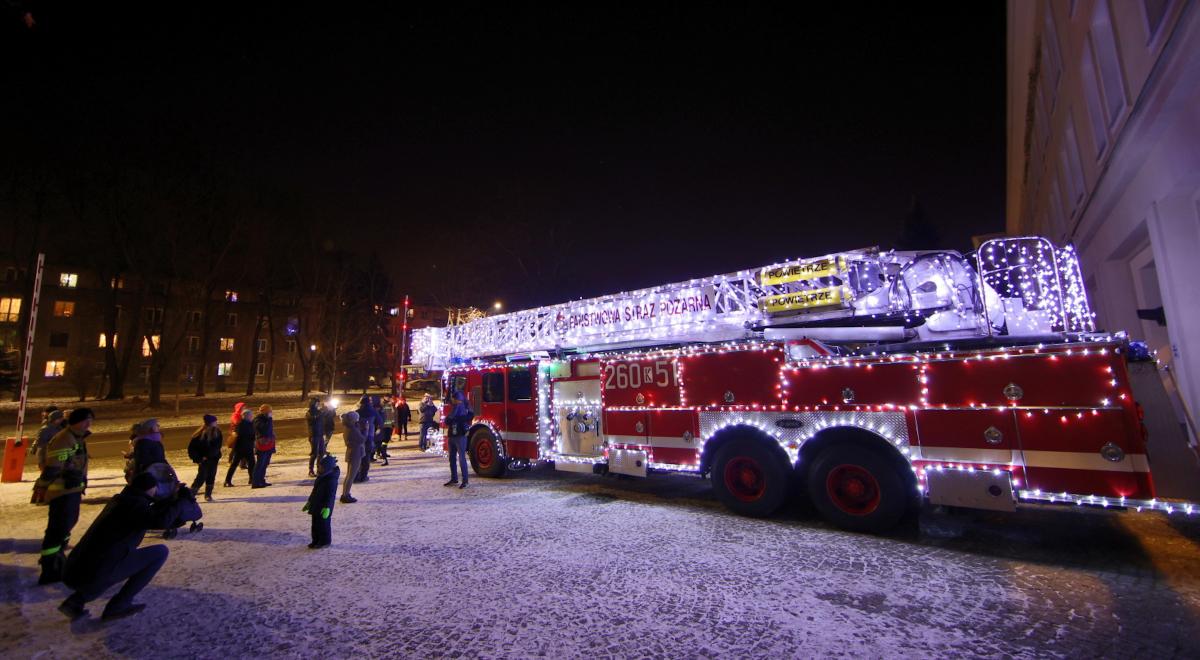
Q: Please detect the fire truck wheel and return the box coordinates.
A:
[712,439,789,518]
[807,445,907,533]
[469,428,507,478]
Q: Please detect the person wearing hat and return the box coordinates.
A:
[225,408,256,487]
[418,393,437,452]
[127,419,168,479]
[58,471,183,622]
[32,408,93,585]
[187,415,224,502]
[303,454,340,548]
[251,404,276,488]
[33,408,66,458]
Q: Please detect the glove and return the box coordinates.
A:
[302,503,310,513]
[321,507,331,520]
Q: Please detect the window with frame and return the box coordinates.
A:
[49,332,69,348]
[145,307,163,324]
[217,362,233,376]
[286,363,295,378]
[188,310,202,327]
[220,337,236,351]
[4,268,17,283]
[110,276,124,289]
[139,365,150,382]
[0,297,20,322]
[482,372,504,403]
[286,339,296,354]
[508,368,533,401]
[44,360,66,378]
[99,333,117,348]
[227,312,237,327]
[183,363,196,380]
[187,336,200,353]
[1091,0,1128,127]
[53,301,75,317]
[142,335,160,357]
[225,290,238,302]
[59,273,78,288]
[256,362,266,376]
[257,338,268,353]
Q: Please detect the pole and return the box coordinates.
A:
[399,294,410,388]
[15,253,45,442]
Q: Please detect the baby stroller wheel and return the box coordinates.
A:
[189,522,204,533]
[162,528,178,540]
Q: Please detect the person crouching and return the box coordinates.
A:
[304,454,340,549]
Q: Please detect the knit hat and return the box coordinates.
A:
[258,404,272,414]
[47,409,64,423]
[318,454,338,475]
[140,418,159,432]
[343,411,359,424]
[203,414,218,425]
[67,408,94,425]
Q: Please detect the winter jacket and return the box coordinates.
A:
[233,419,256,453]
[342,414,366,462]
[306,464,341,515]
[447,401,472,437]
[33,427,90,503]
[252,413,275,451]
[34,422,64,463]
[419,401,437,425]
[130,434,167,476]
[188,426,223,463]
[305,401,323,438]
[321,408,336,438]
[396,402,412,424]
[62,485,182,589]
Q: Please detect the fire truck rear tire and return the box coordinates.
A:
[806,445,907,533]
[469,428,507,478]
[711,439,789,518]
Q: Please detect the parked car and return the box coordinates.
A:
[403,378,441,399]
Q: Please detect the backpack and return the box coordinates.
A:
[187,434,205,463]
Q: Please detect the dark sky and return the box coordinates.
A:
[4,3,1006,311]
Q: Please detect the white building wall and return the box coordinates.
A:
[1007,0,1200,436]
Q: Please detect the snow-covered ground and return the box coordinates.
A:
[4,431,1200,658]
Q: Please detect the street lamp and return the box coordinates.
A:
[310,344,317,352]
[493,301,503,312]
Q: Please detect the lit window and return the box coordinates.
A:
[225,290,238,302]
[142,335,160,357]
[99,333,119,348]
[217,362,233,376]
[256,362,266,376]
[110,276,124,289]
[44,360,66,378]
[0,297,21,323]
[257,339,268,353]
[220,337,236,351]
[53,301,75,317]
[389,307,400,316]
[59,273,78,288]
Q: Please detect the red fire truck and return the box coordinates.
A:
[412,237,1186,532]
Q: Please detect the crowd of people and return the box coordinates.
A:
[25,391,445,623]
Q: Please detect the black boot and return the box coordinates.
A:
[37,552,65,585]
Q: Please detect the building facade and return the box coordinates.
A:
[1007,0,1200,437]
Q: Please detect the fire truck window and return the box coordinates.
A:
[482,373,504,403]
[508,369,532,401]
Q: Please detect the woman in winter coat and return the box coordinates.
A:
[395,396,412,440]
[224,409,256,487]
[187,415,223,502]
[340,411,364,504]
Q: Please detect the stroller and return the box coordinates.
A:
[143,463,204,539]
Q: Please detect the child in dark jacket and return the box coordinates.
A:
[303,455,340,549]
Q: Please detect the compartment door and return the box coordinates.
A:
[1016,409,1149,499]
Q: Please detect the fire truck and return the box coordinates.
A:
[412,237,1186,532]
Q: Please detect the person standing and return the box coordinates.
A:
[418,394,437,452]
[251,405,276,488]
[127,419,167,479]
[57,471,183,621]
[306,397,325,477]
[355,396,378,482]
[33,408,66,458]
[303,454,340,549]
[444,392,471,489]
[224,408,256,487]
[396,396,412,441]
[340,411,364,504]
[31,408,93,585]
[321,398,337,448]
[187,415,223,502]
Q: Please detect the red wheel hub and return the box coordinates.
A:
[723,456,767,502]
[826,464,881,515]
[475,437,494,469]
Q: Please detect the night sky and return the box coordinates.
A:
[5,3,1006,311]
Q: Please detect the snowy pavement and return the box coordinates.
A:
[4,433,1200,658]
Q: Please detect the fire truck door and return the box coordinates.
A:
[914,409,1020,511]
[504,367,539,459]
[1015,409,1146,500]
